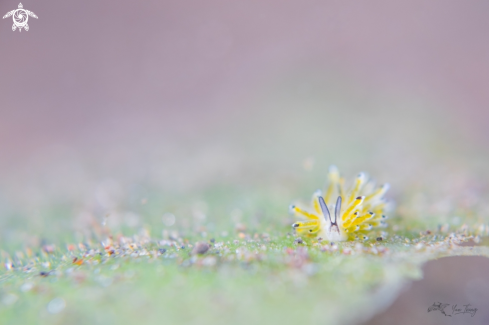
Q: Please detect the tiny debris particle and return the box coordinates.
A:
[294,238,303,245]
[192,242,210,255]
[5,262,13,270]
[235,223,247,232]
[72,257,83,265]
[201,256,217,267]
[376,237,383,241]
[42,245,55,254]
[320,245,330,252]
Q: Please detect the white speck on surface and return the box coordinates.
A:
[162,213,176,226]
[20,282,34,292]
[97,275,113,287]
[2,293,18,306]
[47,298,66,314]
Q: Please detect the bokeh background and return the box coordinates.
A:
[1,1,489,324]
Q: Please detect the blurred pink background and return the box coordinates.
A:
[1,0,489,169]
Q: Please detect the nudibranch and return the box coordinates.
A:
[290,166,390,241]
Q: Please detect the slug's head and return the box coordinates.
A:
[318,195,346,242]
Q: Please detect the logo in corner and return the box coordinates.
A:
[3,3,38,32]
